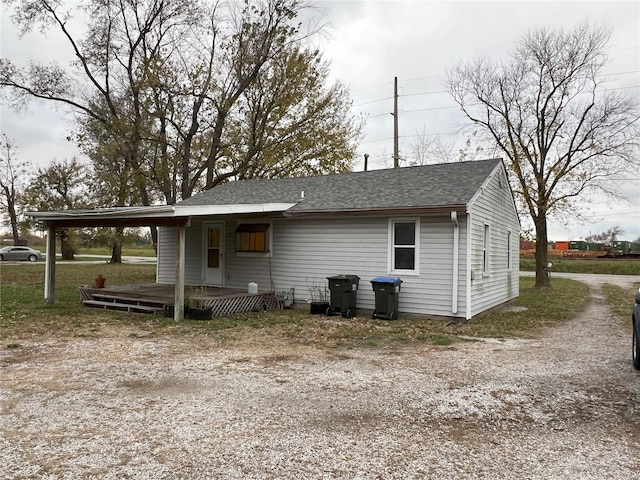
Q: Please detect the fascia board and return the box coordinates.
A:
[26,206,176,221]
[174,203,297,217]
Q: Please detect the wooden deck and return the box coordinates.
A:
[78,284,279,318]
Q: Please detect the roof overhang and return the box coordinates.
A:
[282,204,469,218]
[26,206,188,228]
[25,203,298,228]
[26,202,467,228]
[174,203,297,217]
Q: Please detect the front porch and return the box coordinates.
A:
[79,284,279,318]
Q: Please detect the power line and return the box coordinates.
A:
[360,131,462,144]
[353,96,393,108]
[400,90,449,98]
[402,105,461,114]
[352,70,640,110]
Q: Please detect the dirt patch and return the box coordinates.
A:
[2,278,640,479]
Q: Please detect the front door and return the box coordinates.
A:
[203,223,224,285]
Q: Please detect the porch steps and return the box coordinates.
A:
[82,293,165,314]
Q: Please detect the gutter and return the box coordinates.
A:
[282,204,468,218]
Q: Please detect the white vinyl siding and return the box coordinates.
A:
[415,218,468,316]
[157,223,207,286]
[157,215,469,318]
[231,216,466,318]
[468,165,520,317]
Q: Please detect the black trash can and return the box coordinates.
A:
[326,274,360,318]
[371,277,402,320]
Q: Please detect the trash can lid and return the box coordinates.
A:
[371,276,403,284]
[327,274,360,280]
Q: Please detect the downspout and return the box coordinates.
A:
[451,211,459,315]
[466,208,473,320]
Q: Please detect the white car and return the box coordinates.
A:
[0,246,42,262]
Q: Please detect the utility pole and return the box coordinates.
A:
[393,76,399,168]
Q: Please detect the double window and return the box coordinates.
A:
[390,219,419,274]
[235,223,270,253]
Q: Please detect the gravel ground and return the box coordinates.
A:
[2,275,640,479]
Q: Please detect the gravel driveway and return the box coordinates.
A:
[2,274,640,479]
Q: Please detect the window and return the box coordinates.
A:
[483,224,490,273]
[235,223,270,253]
[507,231,512,270]
[207,226,221,268]
[390,219,419,274]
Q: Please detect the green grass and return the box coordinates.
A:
[0,263,158,338]
[76,246,157,257]
[27,243,157,258]
[520,258,640,275]
[461,277,589,338]
[1,264,593,348]
[601,282,639,324]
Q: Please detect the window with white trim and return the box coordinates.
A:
[483,224,490,273]
[507,230,512,270]
[390,219,419,274]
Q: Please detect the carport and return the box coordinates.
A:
[27,206,191,321]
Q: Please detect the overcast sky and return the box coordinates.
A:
[1,0,639,241]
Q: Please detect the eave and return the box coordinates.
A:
[282,204,469,218]
[26,206,188,228]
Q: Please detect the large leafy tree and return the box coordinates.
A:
[228,45,360,180]
[447,24,639,287]
[23,158,93,259]
[1,0,361,209]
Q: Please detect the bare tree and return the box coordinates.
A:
[447,24,640,287]
[585,226,624,245]
[0,134,30,245]
[407,128,455,166]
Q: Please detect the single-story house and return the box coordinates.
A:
[28,158,520,320]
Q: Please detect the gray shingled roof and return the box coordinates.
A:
[178,158,503,213]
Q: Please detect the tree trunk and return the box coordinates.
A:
[149,226,158,254]
[60,231,75,260]
[110,227,123,263]
[534,213,551,288]
[2,185,20,245]
[10,214,20,245]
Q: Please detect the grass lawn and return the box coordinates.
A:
[27,243,158,258]
[520,257,640,275]
[3,263,632,349]
[602,282,639,325]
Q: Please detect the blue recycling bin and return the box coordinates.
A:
[371,277,402,320]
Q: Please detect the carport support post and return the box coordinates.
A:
[174,224,186,321]
[44,225,56,304]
